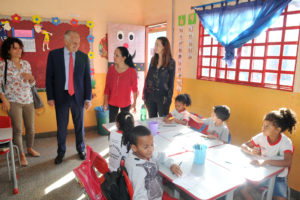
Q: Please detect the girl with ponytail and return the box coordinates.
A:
[241,108,297,200]
[104,46,138,122]
[108,111,134,172]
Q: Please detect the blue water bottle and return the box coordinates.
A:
[141,104,146,121]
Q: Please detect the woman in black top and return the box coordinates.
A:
[143,37,176,117]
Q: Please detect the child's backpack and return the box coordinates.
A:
[101,157,133,200]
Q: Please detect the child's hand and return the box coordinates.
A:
[170,164,182,177]
[250,159,266,166]
[250,147,261,156]
[164,117,174,124]
[207,133,217,139]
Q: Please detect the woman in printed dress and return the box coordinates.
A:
[0,37,40,166]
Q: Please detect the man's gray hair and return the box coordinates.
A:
[64,30,79,41]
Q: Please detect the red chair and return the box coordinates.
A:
[188,114,209,134]
[0,116,21,180]
[73,145,110,200]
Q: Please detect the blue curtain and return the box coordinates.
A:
[195,0,291,66]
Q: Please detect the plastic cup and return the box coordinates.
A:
[193,144,207,165]
[148,121,159,136]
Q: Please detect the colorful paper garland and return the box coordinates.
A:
[70,18,78,26]
[87,34,94,42]
[88,51,94,59]
[51,17,60,26]
[86,20,94,28]
[11,14,21,23]
[32,15,41,24]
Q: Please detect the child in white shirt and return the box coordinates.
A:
[108,111,134,172]
[164,93,191,125]
[125,125,182,200]
[241,108,297,200]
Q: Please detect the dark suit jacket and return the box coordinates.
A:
[46,48,92,106]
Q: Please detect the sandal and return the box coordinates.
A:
[27,148,40,157]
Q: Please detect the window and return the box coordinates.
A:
[197,5,300,91]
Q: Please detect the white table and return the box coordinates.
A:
[0,128,18,194]
[159,152,245,200]
[102,118,224,157]
[206,144,285,200]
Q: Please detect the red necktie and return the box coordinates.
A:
[68,52,75,96]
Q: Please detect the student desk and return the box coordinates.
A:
[0,128,18,194]
[206,144,285,200]
[102,117,224,156]
[159,152,245,200]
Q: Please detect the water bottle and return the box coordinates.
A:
[141,104,146,121]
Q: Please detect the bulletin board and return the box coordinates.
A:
[0,16,92,89]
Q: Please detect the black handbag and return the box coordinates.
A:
[31,85,44,109]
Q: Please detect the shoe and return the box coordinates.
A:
[78,152,86,160]
[27,148,40,157]
[54,155,64,164]
[20,153,28,166]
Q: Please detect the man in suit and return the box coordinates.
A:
[46,30,92,164]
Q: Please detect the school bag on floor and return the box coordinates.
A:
[101,157,133,200]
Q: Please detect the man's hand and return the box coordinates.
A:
[48,100,55,107]
[84,101,92,110]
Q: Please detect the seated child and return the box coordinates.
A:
[189,105,230,143]
[163,93,191,125]
[108,111,134,172]
[240,108,297,200]
[125,125,182,200]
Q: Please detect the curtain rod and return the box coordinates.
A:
[191,0,238,10]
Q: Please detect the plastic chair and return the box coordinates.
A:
[0,146,11,180]
[260,185,290,200]
[0,116,21,179]
[73,145,110,200]
[188,114,209,134]
[228,133,232,144]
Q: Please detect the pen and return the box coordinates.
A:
[173,133,183,137]
[179,161,182,167]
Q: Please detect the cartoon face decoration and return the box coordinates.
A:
[34,24,42,33]
[2,21,11,31]
[108,23,145,65]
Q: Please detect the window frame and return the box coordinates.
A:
[196,6,300,91]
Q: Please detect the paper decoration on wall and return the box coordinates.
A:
[51,17,60,26]
[70,18,78,26]
[34,24,53,51]
[11,14,21,23]
[86,20,94,29]
[0,14,93,89]
[88,51,94,59]
[32,15,41,24]
[188,13,196,25]
[12,28,36,52]
[107,23,145,71]
[177,26,184,92]
[87,34,94,42]
[99,34,108,59]
[188,25,194,59]
[178,15,186,26]
[0,21,11,41]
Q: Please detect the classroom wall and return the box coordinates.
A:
[169,0,300,191]
[0,0,144,132]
